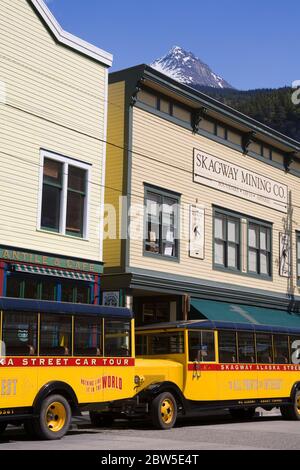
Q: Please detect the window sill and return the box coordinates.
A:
[37,228,89,242]
[143,251,180,263]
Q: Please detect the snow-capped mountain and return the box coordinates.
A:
[151,46,234,89]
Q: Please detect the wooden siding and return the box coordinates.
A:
[129,106,300,296]
[0,0,107,261]
[103,81,125,267]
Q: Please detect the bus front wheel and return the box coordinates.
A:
[280,391,300,420]
[34,394,72,440]
[151,392,177,430]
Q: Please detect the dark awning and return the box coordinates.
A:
[190,298,300,330]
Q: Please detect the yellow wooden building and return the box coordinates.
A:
[103,64,300,327]
[0,0,112,302]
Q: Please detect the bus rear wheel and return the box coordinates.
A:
[0,422,7,436]
[151,392,177,430]
[280,391,300,420]
[229,407,256,420]
[34,394,72,440]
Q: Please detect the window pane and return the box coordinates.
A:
[41,280,56,301]
[2,312,37,356]
[290,336,300,364]
[76,283,91,304]
[228,244,238,268]
[43,159,62,186]
[238,332,255,363]
[217,126,226,139]
[160,98,171,114]
[104,319,131,357]
[141,332,184,355]
[172,104,191,123]
[40,315,72,356]
[249,249,257,272]
[260,252,269,275]
[61,280,74,303]
[214,216,224,239]
[41,184,61,231]
[249,225,258,248]
[218,331,237,363]
[145,192,160,254]
[189,331,215,362]
[273,335,289,364]
[68,166,86,193]
[142,302,169,324]
[297,239,300,260]
[74,317,102,356]
[6,276,22,298]
[66,191,84,236]
[256,333,273,363]
[214,241,224,265]
[260,228,268,250]
[138,90,157,108]
[227,220,237,242]
[23,278,39,300]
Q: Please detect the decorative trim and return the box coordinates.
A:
[13,264,94,281]
[284,152,297,172]
[29,0,113,67]
[99,68,109,262]
[192,107,207,134]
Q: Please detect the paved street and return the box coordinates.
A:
[0,409,300,450]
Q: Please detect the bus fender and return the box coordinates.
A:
[290,382,300,401]
[33,381,80,416]
[138,381,187,414]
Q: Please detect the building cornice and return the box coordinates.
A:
[29,0,113,67]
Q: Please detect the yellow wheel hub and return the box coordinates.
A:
[45,402,66,433]
[160,398,174,425]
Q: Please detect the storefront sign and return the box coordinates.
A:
[0,246,103,274]
[193,149,288,213]
[279,233,291,277]
[189,205,205,259]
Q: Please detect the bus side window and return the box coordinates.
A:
[218,331,237,363]
[2,312,38,356]
[256,333,273,364]
[238,332,255,363]
[40,314,72,356]
[188,330,215,362]
[273,335,289,364]
[104,319,131,357]
[74,316,102,357]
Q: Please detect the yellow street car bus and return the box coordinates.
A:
[0,297,135,440]
[127,319,300,429]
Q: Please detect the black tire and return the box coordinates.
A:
[89,411,114,427]
[23,419,37,438]
[229,407,256,420]
[33,394,72,440]
[0,422,7,436]
[151,392,177,430]
[280,390,300,421]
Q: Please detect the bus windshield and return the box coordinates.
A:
[136,331,184,355]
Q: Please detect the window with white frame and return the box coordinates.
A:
[39,151,90,238]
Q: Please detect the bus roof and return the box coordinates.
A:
[0,297,133,319]
[136,319,300,335]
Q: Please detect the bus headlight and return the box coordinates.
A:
[134,375,144,386]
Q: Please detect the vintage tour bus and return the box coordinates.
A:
[1,299,300,439]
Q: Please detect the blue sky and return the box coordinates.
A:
[46,0,299,90]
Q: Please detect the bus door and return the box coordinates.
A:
[185,329,218,401]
